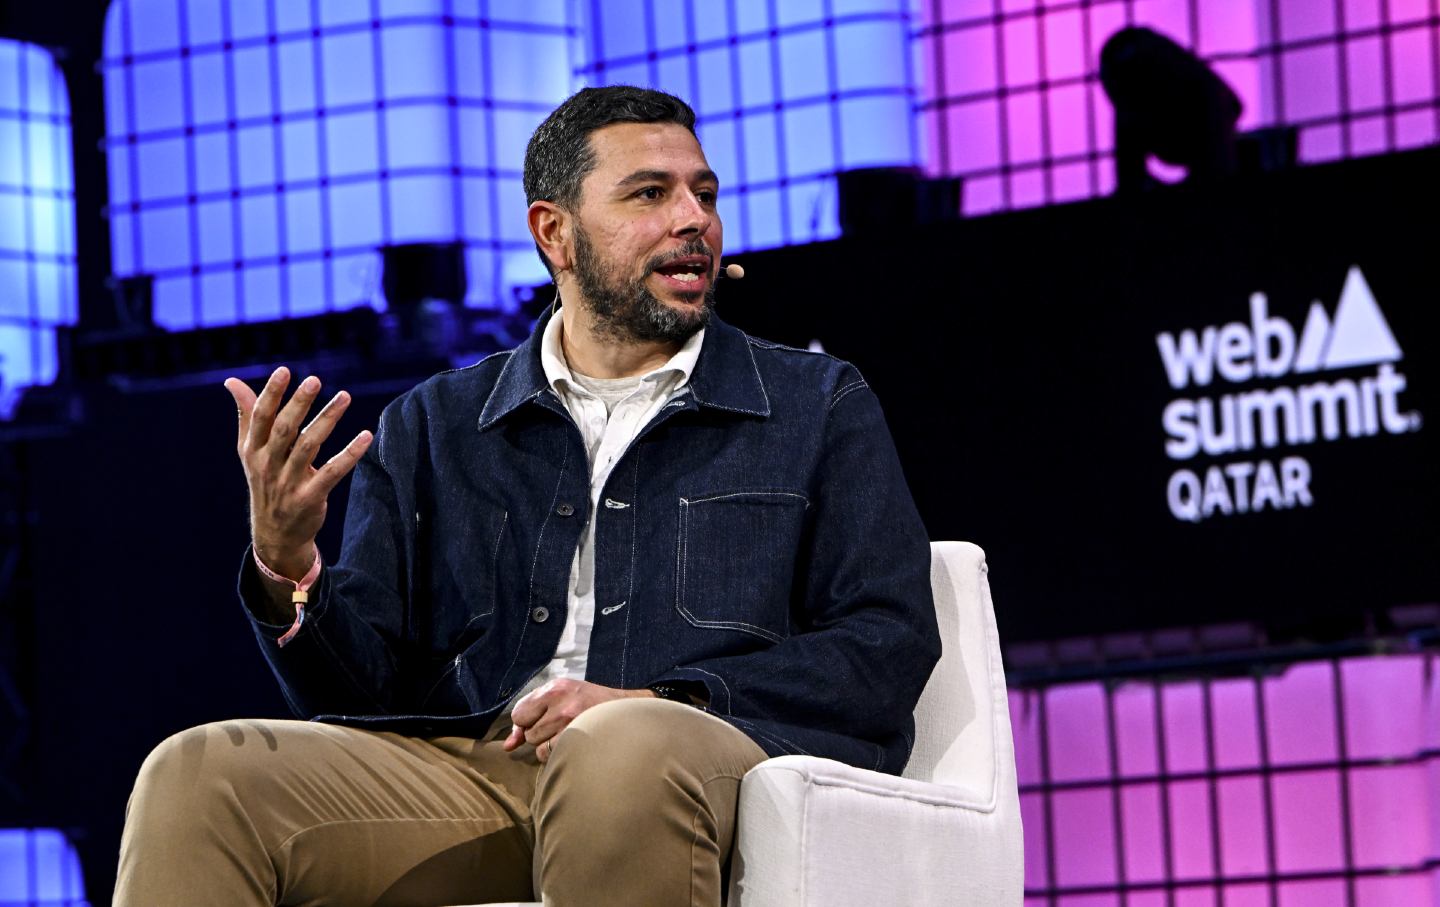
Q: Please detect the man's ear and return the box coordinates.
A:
[528,201,571,273]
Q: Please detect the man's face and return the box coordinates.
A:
[566,122,724,344]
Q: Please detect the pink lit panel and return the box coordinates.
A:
[1263,662,1338,766]
[920,0,1440,216]
[1014,656,1440,903]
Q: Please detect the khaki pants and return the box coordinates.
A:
[114,698,767,906]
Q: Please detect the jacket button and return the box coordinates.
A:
[531,606,550,623]
[556,502,575,516]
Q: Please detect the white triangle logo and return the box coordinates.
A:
[1320,266,1402,370]
[1292,302,1331,374]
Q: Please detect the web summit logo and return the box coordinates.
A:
[1156,266,1421,523]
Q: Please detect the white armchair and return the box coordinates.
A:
[474,541,1023,907]
[725,541,1024,906]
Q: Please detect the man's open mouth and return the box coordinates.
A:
[652,257,711,284]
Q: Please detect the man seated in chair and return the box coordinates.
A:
[115,85,940,907]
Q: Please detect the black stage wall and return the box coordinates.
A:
[10,146,1438,898]
[722,144,1439,644]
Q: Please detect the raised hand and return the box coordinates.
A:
[224,367,373,581]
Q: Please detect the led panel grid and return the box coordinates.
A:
[1011,654,1440,905]
[0,828,89,906]
[102,0,575,331]
[919,0,1440,217]
[574,0,924,254]
[0,40,77,419]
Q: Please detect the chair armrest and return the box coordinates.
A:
[729,755,1024,907]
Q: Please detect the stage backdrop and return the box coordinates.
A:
[721,145,1439,644]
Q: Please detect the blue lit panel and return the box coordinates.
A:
[0,828,89,906]
[102,0,576,330]
[575,0,922,253]
[0,40,76,419]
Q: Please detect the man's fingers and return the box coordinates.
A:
[264,375,323,461]
[502,725,526,752]
[246,366,292,450]
[223,378,258,447]
[285,390,352,474]
[310,430,374,495]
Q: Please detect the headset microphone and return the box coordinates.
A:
[719,263,745,280]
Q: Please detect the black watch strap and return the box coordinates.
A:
[648,682,698,704]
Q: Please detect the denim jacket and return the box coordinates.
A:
[241,310,940,774]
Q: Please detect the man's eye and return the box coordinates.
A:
[697,190,717,205]
[637,187,663,200]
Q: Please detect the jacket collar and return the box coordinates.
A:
[478,306,770,430]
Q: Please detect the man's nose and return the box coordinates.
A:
[670,191,712,236]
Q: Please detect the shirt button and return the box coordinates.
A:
[531,606,550,623]
[556,502,575,516]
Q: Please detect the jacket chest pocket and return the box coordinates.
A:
[675,491,809,643]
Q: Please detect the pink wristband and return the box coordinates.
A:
[252,544,322,647]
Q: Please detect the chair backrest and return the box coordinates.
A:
[902,542,1016,808]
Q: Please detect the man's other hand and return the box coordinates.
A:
[224,367,373,580]
[503,679,656,762]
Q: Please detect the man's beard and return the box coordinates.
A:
[570,223,715,345]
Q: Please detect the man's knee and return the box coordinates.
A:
[130,720,294,819]
[537,698,762,814]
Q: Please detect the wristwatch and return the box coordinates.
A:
[648,682,702,705]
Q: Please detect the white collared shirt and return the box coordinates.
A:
[518,313,704,697]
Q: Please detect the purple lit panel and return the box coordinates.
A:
[1355,875,1438,906]
[1052,788,1119,888]
[1209,678,1262,771]
[1051,161,1090,203]
[1350,114,1390,156]
[1130,0,1193,47]
[1348,765,1429,868]
[1010,690,1043,785]
[1277,0,1337,43]
[1009,167,1046,207]
[1120,782,1167,883]
[1341,657,1424,759]
[1391,27,1437,105]
[1282,45,1342,122]
[945,99,1002,173]
[1271,770,1346,873]
[1002,15,1041,88]
[1020,791,1051,889]
[1043,8,1086,82]
[1174,887,1217,907]
[1344,0,1384,31]
[1047,84,1089,158]
[1045,684,1110,783]
[962,175,1004,216]
[1396,109,1439,149]
[941,24,999,98]
[1113,683,1160,778]
[1167,779,1215,880]
[1216,775,1270,876]
[1390,0,1432,25]
[1197,3,1260,56]
[1346,37,1387,112]
[1301,123,1345,161]
[1161,682,1209,774]
[1264,662,1338,766]
[1055,896,1122,907]
[1221,883,1272,907]
[1005,91,1045,165]
[1276,879,1348,906]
